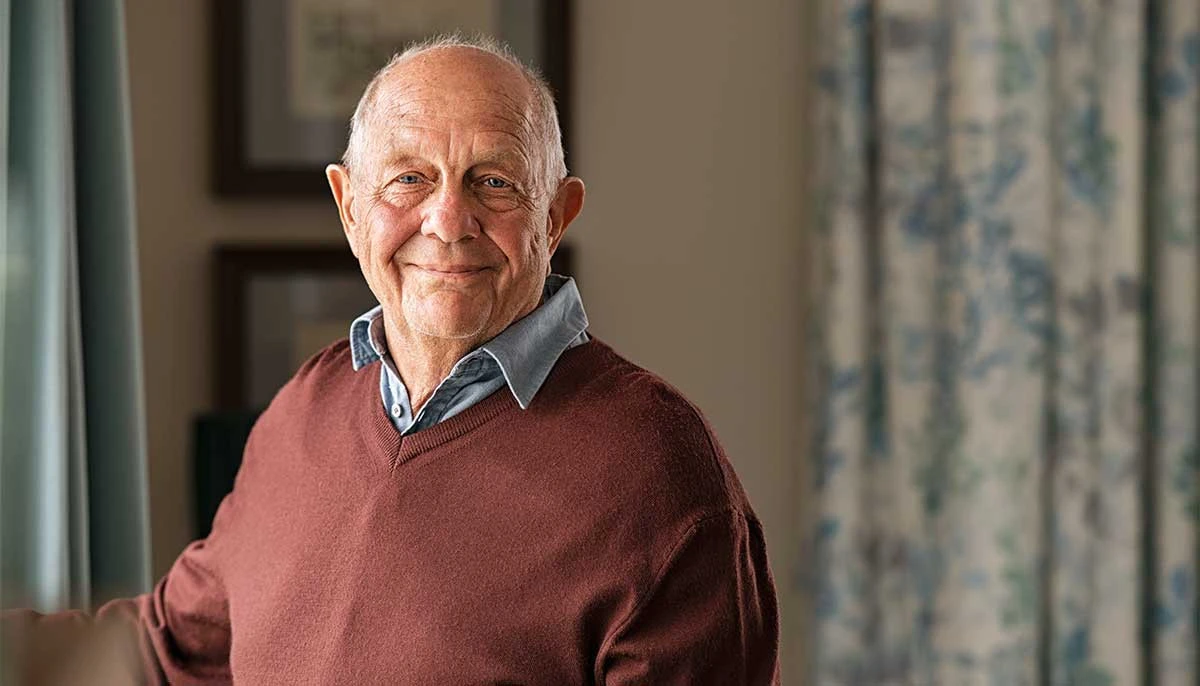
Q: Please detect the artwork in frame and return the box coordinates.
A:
[211,0,573,198]
[212,245,372,408]
[212,243,575,409]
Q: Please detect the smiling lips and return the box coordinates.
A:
[413,264,490,277]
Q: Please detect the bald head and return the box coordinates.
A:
[342,36,566,198]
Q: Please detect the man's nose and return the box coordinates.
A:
[421,185,481,243]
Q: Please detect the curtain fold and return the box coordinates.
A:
[808,0,1198,683]
[0,0,149,616]
[72,0,151,606]
[1146,0,1199,678]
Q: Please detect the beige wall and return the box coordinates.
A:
[127,0,812,681]
[572,3,813,681]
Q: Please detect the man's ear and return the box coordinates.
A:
[326,164,359,256]
[546,176,585,258]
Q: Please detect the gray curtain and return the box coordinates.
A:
[0,0,150,615]
[807,0,1198,683]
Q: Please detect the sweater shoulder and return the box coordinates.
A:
[550,339,754,519]
[274,338,358,405]
[248,338,364,452]
[295,337,356,383]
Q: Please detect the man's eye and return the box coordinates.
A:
[395,174,422,185]
[481,177,510,189]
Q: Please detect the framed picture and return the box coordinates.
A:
[211,0,573,197]
[213,245,372,408]
[212,243,575,409]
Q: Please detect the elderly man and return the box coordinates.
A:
[9,36,779,684]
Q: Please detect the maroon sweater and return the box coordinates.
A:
[15,338,779,684]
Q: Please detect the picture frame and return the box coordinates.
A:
[212,244,372,408]
[211,0,573,198]
[212,243,574,409]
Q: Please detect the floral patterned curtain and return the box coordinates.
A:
[807,0,1197,683]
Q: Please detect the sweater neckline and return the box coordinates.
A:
[358,338,606,468]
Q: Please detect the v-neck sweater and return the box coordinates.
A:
[16,337,781,685]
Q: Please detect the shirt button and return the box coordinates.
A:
[391,404,402,418]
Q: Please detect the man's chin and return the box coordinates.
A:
[406,305,493,341]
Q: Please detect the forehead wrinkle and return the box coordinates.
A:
[469,138,534,180]
[368,93,534,148]
[366,126,534,185]
[379,122,531,157]
[378,108,534,153]
[379,63,535,122]
[356,69,542,182]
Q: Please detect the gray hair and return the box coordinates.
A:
[341,33,567,196]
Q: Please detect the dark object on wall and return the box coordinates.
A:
[212,243,575,410]
[213,244,375,409]
[211,0,574,198]
[192,410,259,539]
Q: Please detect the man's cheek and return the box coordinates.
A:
[372,205,419,248]
[367,224,411,267]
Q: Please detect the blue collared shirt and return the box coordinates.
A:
[349,274,590,434]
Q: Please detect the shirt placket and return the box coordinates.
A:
[408,355,487,433]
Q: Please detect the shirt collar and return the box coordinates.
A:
[348,274,589,409]
[349,305,386,371]
[477,274,588,409]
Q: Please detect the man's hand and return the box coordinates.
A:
[4,611,141,686]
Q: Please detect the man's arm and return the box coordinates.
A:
[3,522,234,684]
[594,509,781,686]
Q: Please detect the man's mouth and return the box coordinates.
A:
[413,264,490,276]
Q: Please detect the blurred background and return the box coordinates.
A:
[3,0,1199,684]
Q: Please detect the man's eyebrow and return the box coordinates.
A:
[376,151,428,170]
[471,148,531,170]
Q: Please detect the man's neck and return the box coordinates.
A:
[382,295,545,415]
[386,331,477,415]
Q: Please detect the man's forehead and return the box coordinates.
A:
[364,117,534,173]
[375,48,535,119]
[352,47,546,173]
[370,79,535,135]
[375,101,532,143]
[387,92,531,126]
[381,124,529,155]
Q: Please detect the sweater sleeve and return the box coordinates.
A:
[595,510,781,686]
[109,535,234,684]
[3,514,235,684]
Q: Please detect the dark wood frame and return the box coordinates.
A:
[211,0,574,198]
[212,244,362,408]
